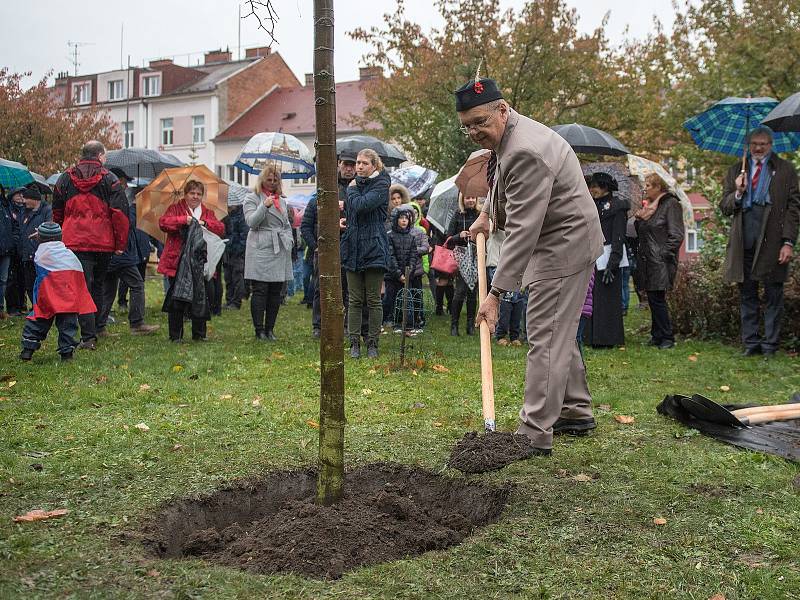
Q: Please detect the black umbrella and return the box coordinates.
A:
[105,148,184,180]
[336,135,407,167]
[29,172,53,195]
[551,123,631,156]
[761,92,800,132]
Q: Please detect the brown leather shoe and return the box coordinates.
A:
[497,338,509,346]
[510,339,523,347]
[131,324,160,335]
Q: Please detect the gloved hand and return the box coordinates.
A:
[601,269,615,285]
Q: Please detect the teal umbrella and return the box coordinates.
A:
[0,158,34,189]
[683,97,800,156]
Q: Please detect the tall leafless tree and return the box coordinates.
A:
[245,0,345,505]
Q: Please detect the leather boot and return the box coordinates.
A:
[349,336,361,359]
[367,339,378,359]
[450,324,459,336]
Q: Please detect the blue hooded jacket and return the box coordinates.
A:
[341,170,390,272]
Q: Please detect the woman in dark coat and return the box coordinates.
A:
[445,194,480,336]
[585,172,627,347]
[635,173,684,349]
[341,148,390,359]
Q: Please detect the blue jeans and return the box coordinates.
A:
[0,255,10,312]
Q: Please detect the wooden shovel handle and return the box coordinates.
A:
[476,232,495,432]
[741,407,800,426]
[732,404,800,417]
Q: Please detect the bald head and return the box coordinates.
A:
[81,140,106,161]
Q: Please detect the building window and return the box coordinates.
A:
[685,164,696,186]
[192,115,205,143]
[299,175,317,185]
[73,82,91,105]
[160,118,174,146]
[227,165,236,181]
[122,121,134,148]
[216,165,223,178]
[142,75,160,97]
[108,79,124,101]
[686,228,703,253]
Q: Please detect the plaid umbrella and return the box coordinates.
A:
[0,158,34,189]
[427,175,460,234]
[683,97,800,156]
[761,92,800,132]
[136,165,228,244]
[105,148,184,180]
[390,165,438,198]
[551,123,630,156]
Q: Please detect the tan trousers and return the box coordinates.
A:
[516,264,594,448]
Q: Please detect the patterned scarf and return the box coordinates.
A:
[743,154,772,210]
[261,186,282,213]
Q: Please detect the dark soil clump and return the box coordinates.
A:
[448,431,542,473]
[140,463,509,579]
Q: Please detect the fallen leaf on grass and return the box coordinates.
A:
[413,402,426,409]
[146,569,160,578]
[367,368,377,375]
[361,388,374,396]
[251,399,261,407]
[597,404,611,411]
[96,375,109,383]
[719,385,731,392]
[171,444,184,451]
[688,355,698,362]
[755,507,764,515]
[432,364,450,373]
[614,415,635,425]
[13,509,68,523]
[653,517,667,526]
[708,595,726,600]
[433,422,443,427]
[139,384,151,391]
[0,397,8,402]
[270,351,285,360]
[134,422,150,432]
[306,419,319,429]
[7,380,16,388]
[219,394,233,400]
[415,358,426,369]
[171,365,183,373]
[572,473,593,483]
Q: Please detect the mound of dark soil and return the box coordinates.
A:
[448,431,542,473]
[141,463,509,579]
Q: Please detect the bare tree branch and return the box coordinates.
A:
[241,0,280,47]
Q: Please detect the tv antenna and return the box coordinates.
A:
[67,41,95,76]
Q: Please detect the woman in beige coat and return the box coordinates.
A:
[243,165,294,341]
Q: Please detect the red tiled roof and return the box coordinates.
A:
[213,80,376,142]
[688,192,711,210]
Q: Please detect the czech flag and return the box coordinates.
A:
[28,242,96,320]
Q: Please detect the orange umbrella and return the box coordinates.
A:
[136,165,229,243]
[454,149,491,198]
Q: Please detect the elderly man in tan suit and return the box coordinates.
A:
[455,77,604,453]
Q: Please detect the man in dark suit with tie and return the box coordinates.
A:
[455,77,604,454]
[721,126,800,356]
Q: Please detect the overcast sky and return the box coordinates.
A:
[3,0,683,86]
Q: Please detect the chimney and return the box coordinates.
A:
[149,58,174,67]
[55,71,70,85]
[204,49,232,64]
[359,66,382,81]
[305,73,314,87]
[245,46,271,59]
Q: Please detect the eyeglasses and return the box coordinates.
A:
[458,108,499,135]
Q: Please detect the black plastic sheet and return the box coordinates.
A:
[657,393,800,461]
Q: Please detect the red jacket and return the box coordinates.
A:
[157,200,225,277]
[53,160,129,253]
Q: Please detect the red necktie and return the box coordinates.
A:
[751,160,763,191]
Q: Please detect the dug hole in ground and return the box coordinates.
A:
[137,463,510,579]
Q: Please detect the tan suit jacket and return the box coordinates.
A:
[486,109,604,291]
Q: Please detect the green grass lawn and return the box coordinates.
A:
[1,280,798,599]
